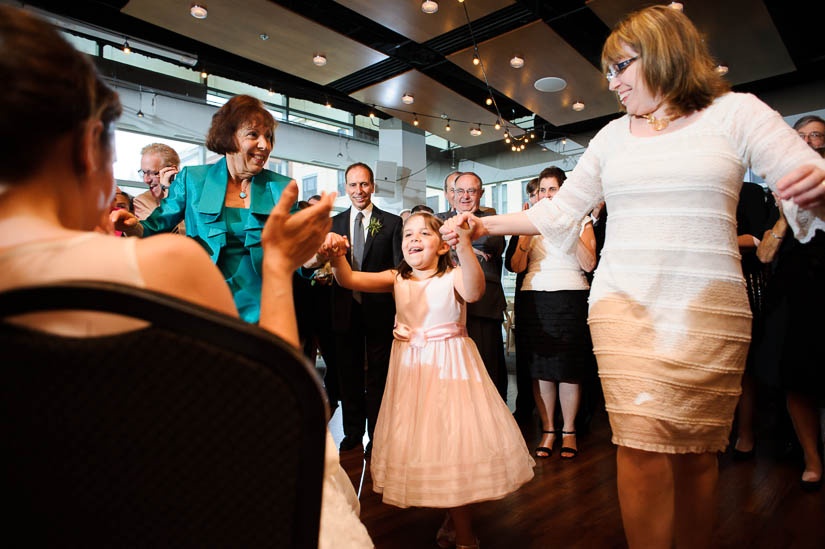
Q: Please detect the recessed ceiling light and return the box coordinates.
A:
[401,93,414,105]
[534,77,567,93]
[572,101,585,112]
[470,126,482,137]
[260,33,269,41]
[510,55,524,69]
[421,1,438,14]
[715,64,729,75]
[312,54,327,67]
[190,4,208,19]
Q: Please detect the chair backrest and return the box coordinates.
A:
[0,281,327,548]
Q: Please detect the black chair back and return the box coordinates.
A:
[0,282,327,548]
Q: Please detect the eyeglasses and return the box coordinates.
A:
[605,56,639,81]
[138,169,161,178]
[454,188,479,197]
[798,131,825,141]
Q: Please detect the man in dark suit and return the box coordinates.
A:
[327,162,402,453]
[441,172,508,399]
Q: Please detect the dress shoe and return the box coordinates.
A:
[339,435,363,452]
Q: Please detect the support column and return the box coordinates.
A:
[373,118,427,212]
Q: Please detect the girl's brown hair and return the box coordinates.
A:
[601,5,729,118]
[396,212,453,280]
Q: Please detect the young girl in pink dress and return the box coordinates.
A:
[329,212,534,548]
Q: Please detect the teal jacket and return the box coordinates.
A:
[141,157,293,321]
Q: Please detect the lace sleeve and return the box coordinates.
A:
[525,126,607,252]
[722,93,825,242]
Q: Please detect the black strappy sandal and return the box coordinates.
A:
[560,430,578,459]
[535,430,556,458]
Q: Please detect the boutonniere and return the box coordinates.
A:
[367,217,382,237]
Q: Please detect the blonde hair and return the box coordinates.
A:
[140,143,181,168]
[601,5,729,117]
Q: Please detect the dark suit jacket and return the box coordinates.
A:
[440,209,506,320]
[330,205,403,333]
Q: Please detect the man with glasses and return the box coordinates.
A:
[436,171,460,220]
[133,144,183,234]
[443,172,509,399]
[794,115,825,157]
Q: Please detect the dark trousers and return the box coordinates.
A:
[513,324,536,418]
[467,315,508,401]
[334,299,393,441]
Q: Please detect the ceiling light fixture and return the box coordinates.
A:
[312,54,327,67]
[200,71,208,79]
[260,33,269,41]
[369,111,375,118]
[470,126,482,137]
[136,109,144,118]
[268,88,275,96]
[413,114,419,126]
[473,51,480,66]
[326,101,332,109]
[511,145,517,152]
[530,132,535,139]
[401,92,414,105]
[190,4,208,19]
[509,55,524,69]
[715,64,729,75]
[122,40,131,54]
[421,1,439,14]
[445,120,451,132]
[494,120,501,130]
[505,137,511,144]
[485,97,493,106]
[572,100,585,112]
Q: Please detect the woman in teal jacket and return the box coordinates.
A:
[115,95,294,323]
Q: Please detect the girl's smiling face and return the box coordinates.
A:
[402,214,449,272]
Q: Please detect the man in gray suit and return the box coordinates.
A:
[439,172,508,399]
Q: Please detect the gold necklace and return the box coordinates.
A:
[638,112,681,131]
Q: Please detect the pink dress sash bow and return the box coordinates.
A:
[393,321,467,348]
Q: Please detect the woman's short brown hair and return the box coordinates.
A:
[397,212,452,280]
[0,6,111,182]
[601,5,729,117]
[525,178,539,195]
[205,95,276,155]
[538,166,567,188]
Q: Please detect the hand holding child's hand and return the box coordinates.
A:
[320,232,349,257]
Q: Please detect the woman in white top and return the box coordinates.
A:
[0,8,372,548]
[442,6,825,548]
[509,167,596,460]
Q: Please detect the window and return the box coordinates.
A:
[521,180,530,204]
[427,194,440,213]
[337,170,346,196]
[302,175,318,198]
[491,185,499,211]
[499,183,508,213]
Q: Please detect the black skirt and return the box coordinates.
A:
[516,290,596,383]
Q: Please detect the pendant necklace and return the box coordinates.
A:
[239,181,250,199]
[637,112,681,131]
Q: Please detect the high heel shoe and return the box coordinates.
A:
[535,430,556,458]
[436,512,456,548]
[560,430,578,459]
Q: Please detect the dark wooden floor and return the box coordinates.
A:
[332,404,825,548]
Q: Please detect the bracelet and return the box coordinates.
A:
[770,230,784,240]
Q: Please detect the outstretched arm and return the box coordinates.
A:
[452,224,485,303]
[330,247,395,293]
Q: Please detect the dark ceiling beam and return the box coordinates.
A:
[22,0,382,117]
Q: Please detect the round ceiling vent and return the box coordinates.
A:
[534,77,567,92]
